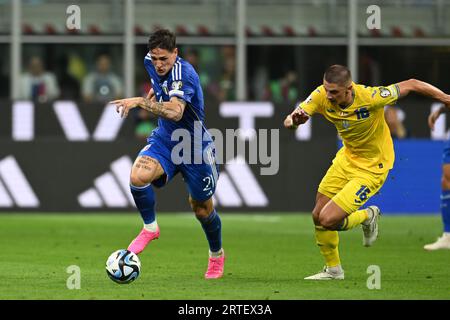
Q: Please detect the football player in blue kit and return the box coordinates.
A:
[111,29,225,279]
[424,106,450,250]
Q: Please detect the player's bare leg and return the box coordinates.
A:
[319,199,381,246]
[317,199,349,230]
[424,164,450,250]
[128,156,165,254]
[189,197,225,279]
[306,192,380,280]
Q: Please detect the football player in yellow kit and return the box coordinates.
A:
[284,65,450,280]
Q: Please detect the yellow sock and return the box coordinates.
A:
[339,209,369,231]
[314,226,340,267]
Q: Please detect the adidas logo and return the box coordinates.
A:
[78,156,135,208]
[213,156,268,207]
[0,156,39,207]
[79,155,268,208]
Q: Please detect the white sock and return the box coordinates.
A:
[362,208,374,226]
[209,248,224,258]
[327,265,343,274]
[144,221,158,232]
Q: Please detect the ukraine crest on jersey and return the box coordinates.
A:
[299,82,400,173]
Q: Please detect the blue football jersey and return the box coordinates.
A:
[144,54,212,146]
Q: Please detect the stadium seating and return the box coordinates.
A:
[5,1,450,37]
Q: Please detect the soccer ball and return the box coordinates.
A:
[105,249,141,284]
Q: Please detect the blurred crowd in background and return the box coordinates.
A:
[0,43,449,141]
[1,0,449,141]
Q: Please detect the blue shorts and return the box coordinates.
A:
[444,139,450,164]
[137,136,219,202]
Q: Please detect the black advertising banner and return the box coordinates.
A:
[2,96,437,212]
[0,140,334,212]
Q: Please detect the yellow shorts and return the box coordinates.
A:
[318,150,389,214]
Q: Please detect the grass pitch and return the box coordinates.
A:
[0,213,449,300]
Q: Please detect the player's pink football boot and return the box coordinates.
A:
[205,251,225,279]
[127,227,160,255]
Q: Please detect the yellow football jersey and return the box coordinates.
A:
[300,82,400,173]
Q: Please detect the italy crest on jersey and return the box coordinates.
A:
[172,81,183,90]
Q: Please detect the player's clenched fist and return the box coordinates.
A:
[111,97,144,118]
[284,109,309,129]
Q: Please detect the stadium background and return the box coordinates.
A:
[0,0,449,214]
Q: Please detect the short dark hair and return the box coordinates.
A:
[323,65,352,86]
[148,29,176,52]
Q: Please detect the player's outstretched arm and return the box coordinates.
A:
[111,96,186,121]
[111,97,142,118]
[397,79,450,106]
[284,107,309,130]
[140,96,186,121]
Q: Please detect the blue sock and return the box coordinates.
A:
[441,190,450,233]
[130,184,156,224]
[197,209,222,253]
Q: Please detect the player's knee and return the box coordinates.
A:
[192,205,209,219]
[318,212,338,230]
[442,175,450,190]
[312,207,321,226]
[130,170,152,187]
[189,197,212,219]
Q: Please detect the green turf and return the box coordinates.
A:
[0,213,449,300]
